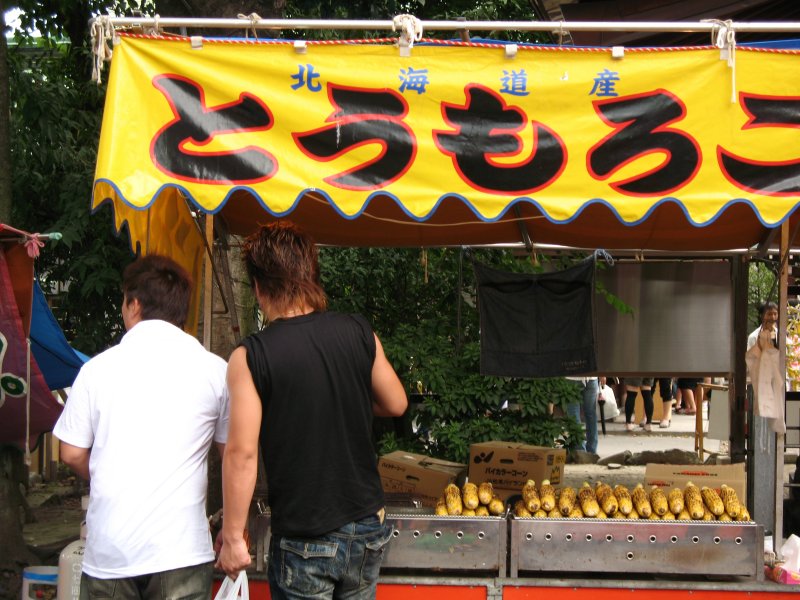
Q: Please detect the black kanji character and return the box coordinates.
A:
[719,93,800,195]
[589,90,700,195]
[151,75,276,184]
[294,85,415,190]
[434,84,565,194]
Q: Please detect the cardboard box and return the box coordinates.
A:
[644,462,746,500]
[378,451,466,507]
[468,441,566,496]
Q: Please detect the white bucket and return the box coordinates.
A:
[21,566,58,600]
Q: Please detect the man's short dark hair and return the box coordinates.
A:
[759,301,779,318]
[122,255,192,328]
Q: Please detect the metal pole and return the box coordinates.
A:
[97,16,800,35]
[203,213,214,350]
[776,221,790,554]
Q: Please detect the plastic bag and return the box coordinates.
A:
[781,534,800,573]
[214,571,249,600]
[597,385,619,421]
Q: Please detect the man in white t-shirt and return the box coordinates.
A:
[54,255,229,600]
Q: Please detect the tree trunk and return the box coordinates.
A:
[0,0,13,223]
[0,447,37,600]
[0,5,37,599]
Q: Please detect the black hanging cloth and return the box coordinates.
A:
[473,256,596,378]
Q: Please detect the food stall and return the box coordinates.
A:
[88,14,800,596]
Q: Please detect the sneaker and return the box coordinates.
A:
[659,419,671,428]
[625,423,635,431]
[643,423,652,432]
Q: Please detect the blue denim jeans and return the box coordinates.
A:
[268,514,392,600]
[566,378,599,454]
[79,561,212,600]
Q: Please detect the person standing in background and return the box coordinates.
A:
[676,378,700,415]
[217,221,408,600]
[655,377,674,428]
[748,301,779,352]
[54,255,230,600]
[624,378,654,431]
[565,377,600,453]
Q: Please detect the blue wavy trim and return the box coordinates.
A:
[92,178,799,230]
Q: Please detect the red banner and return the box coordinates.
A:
[0,246,62,448]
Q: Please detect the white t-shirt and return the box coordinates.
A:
[54,320,229,578]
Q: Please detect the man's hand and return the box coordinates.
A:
[215,535,252,579]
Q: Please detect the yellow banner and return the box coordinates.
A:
[94,35,800,227]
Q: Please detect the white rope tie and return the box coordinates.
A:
[392,14,423,55]
[24,338,31,466]
[704,18,737,103]
[146,13,162,36]
[238,13,262,39]
[90,15,114,85]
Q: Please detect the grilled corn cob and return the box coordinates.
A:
[532,509,548,518]
[559,486,577,516]
[631,484,653,517]
[522,480,541,512]
[718,512,732,522]
[478,482,494,505]
[702,504,715,521]
[720,484,741,518]
[736,506,752,522]
[539,480,556,512]
[462,508,476,517]
[595,482,619,516]
[445,483,463,515]
[614,484,633,515]
[667,487,685,515]
[677,508,691,520]
[649,486,669,516]
[578,482,601,517]
[648,512,661,520]
[626,507,640,520]
[462,482,479,510]
[662,511,676,520]
[475,505,490,517]
[701,486,725,516]
[514,499,532,518]
[488,495,505,516]
[435,496,448,516]
[568,506,584,519]
[684,483,705,519]
[547,507,561,518]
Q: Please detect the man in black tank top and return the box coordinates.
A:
[217,221,408,600]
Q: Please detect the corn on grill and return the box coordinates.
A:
[252,509,764,580]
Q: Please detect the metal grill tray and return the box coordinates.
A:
[382,509,507,576]
[509,517,764,579]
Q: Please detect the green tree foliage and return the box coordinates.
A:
[8,37,132,354]
[319,246,585,464]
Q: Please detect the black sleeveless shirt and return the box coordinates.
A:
[240,311,384,537]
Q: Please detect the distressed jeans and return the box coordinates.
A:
[79,561,212,600]
[268,514,393,600]
[566,378,599,454]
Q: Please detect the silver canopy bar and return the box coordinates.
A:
[95,16,800,36]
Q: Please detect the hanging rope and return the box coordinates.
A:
[392,14,423,54]
[24,338,31,466]
[91,15,115,85]
[0,224,59,257]
[704,18,737,103]
[593,248,615,266]
[238,13,262,39]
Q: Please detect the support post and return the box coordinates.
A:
[203,213,214,350]
[776,221,790,553]
[731,256,747,464]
